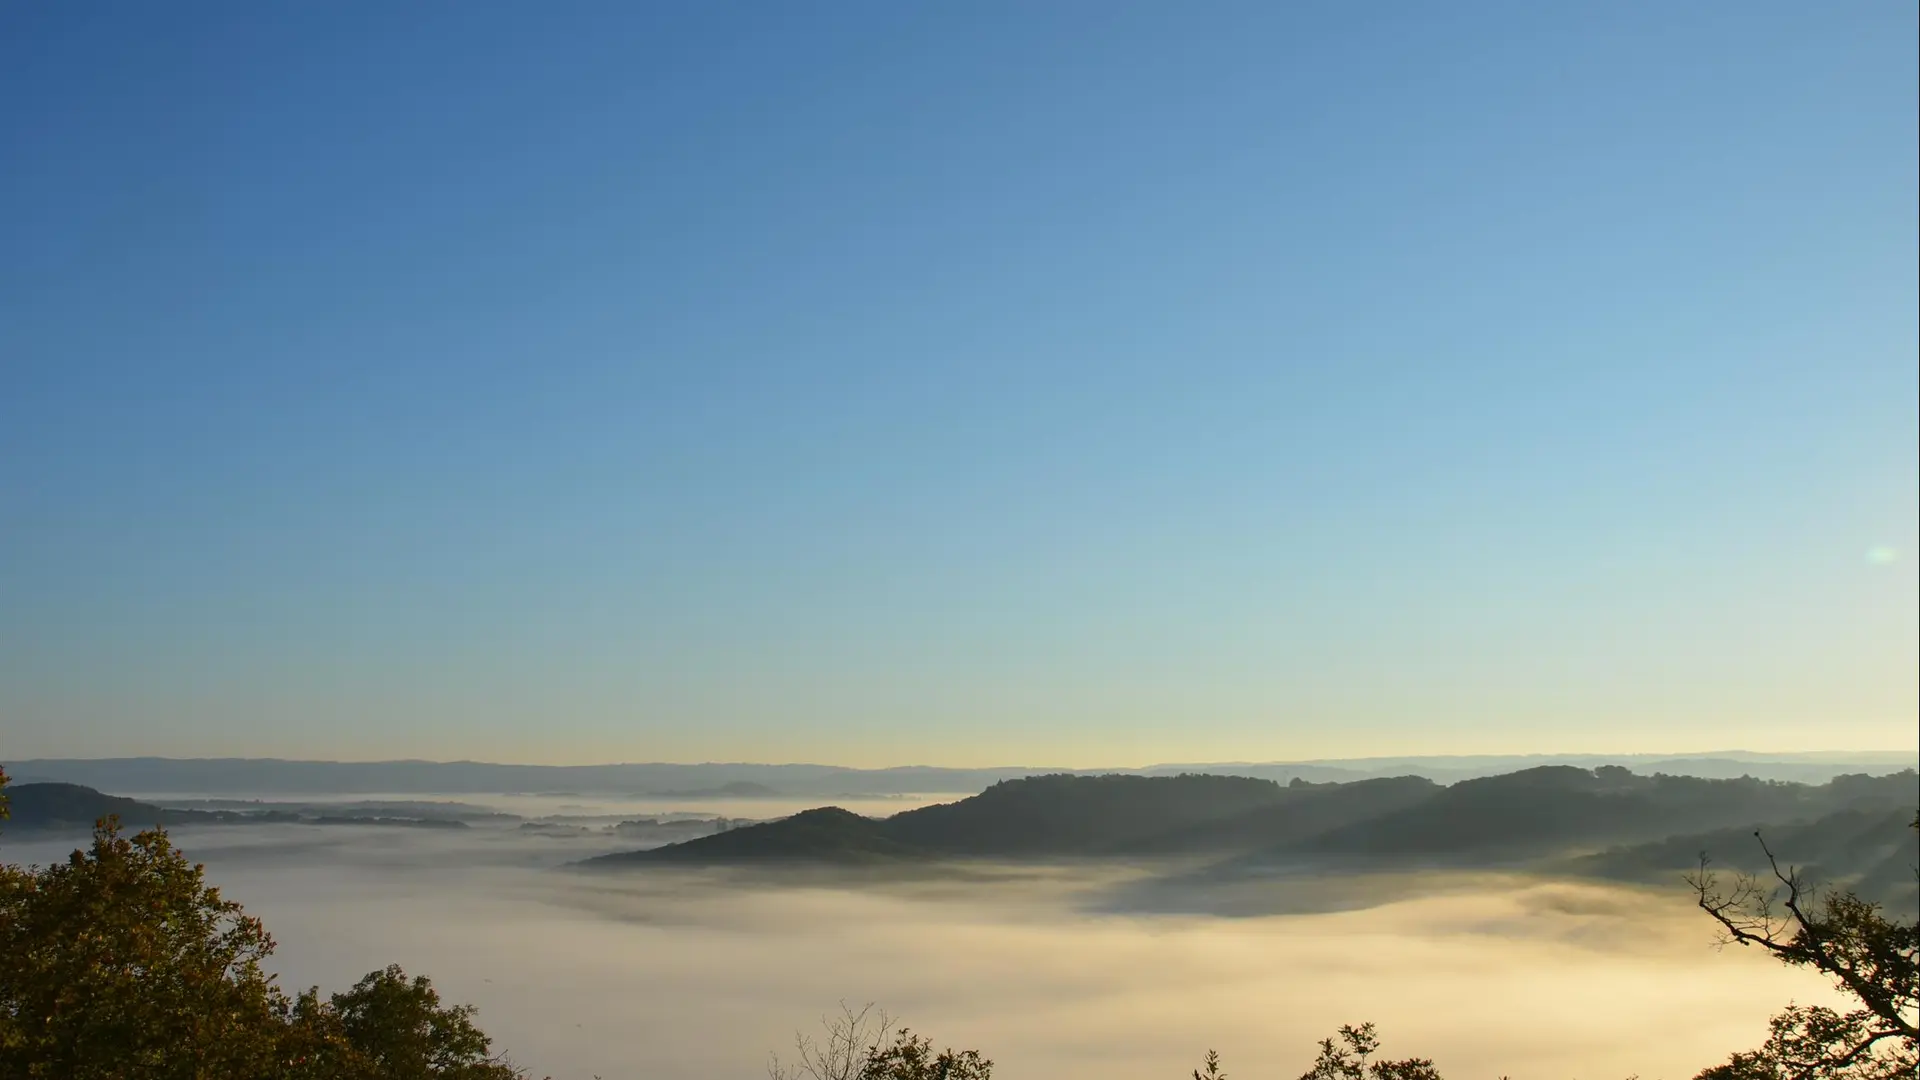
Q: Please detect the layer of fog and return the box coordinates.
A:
[127,791,954,825]
[3,808,1850,1079]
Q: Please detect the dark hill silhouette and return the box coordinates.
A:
[0,782,467,833]
[1288,767,1917,859]
[588,807,928,865]
[580,774,1295,867]
[1573,803,1920,916]
[580,766,1920,871]
[884,773,1288,855]
[1,783,176,830]
[1117,775,1440,854]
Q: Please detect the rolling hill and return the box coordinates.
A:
[881,773,1288,855]
[594,807,928,865]
[1282,766,1917,859]
[1572,804,1919,915]
[579,766,1919,872]
[0,782,181,831]
[1116,775,1441,855]
[0,782,452,833]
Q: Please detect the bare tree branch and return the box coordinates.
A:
[1692,822,1920,1078]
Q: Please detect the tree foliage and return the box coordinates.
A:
[769,1003,991,1080]
[859,1029,993,1080]
[0,818,289,1078]
[276,966,528,1080]
[1297,1023,1443,1080]
[1188,1023,1442,1080]
[0,787,528,1080]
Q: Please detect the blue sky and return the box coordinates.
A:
[3,3,1915,766]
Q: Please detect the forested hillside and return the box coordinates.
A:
[583,765,1919,907]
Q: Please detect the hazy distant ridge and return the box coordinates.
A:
[10,750,1914,796]
[0,783,464,832]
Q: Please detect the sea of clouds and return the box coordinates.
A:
[2,797,1848,1079]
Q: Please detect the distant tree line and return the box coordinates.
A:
[1,764,1914,1078]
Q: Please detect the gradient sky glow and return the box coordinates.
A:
[3,3,1916,766]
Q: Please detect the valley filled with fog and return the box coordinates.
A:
[1,794,1853,1079]
[7,7,1915,1080]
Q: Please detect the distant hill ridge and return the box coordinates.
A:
[579,766,1920,895]
[1,783,182,830]
[1286,765,1913,858]
[10,750,1914,796]
[1573,803,1920,917]
[0,783,460,833]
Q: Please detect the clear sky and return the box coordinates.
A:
[3,3,1915,767]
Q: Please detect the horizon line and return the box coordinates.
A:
[9,748,1918,772]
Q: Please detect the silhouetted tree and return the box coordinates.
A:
[1689,817,1918,1079]
[0,815,290,1078]
[1297,1023,1443,1080]
[770,1003,991,1080]
[769,1002,894,1080]
[0,781,531,1080]
[859,1028,992,1080]
[324,965,525,1080]
[1184,1024,1443,1079]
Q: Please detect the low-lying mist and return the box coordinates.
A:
[2,812,1847,1078]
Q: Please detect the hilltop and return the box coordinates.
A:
[579,766,1920,909]
[1278,765,1913,858]
[0,783,464,833]
[1572,802,1920,916]
[3,783,157,829]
